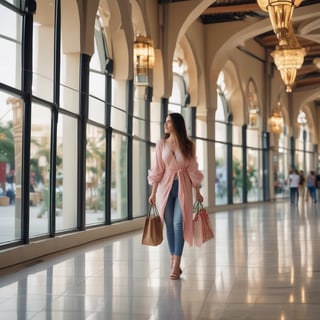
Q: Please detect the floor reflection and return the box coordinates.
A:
[0,200,320,319]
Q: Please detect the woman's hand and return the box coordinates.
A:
[148,194,156,205]
[195,188,203,203]
[196,193,204,203]
[149,183,158,205]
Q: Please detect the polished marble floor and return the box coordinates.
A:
[1,199,320,319]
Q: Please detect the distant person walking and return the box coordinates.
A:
[288,169,300,205]
[306,170,317,203]
[298,170,305,202]
[316,172,320,203]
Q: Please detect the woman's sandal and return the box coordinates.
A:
[170,267,182,280]
[170,255,182,280]
[170,268,182,280]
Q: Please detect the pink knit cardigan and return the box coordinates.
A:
[148,139,203,245]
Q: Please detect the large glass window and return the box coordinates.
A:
[132,139,147,218]
[89,95,105,125]
[247,148,263,202]
[231,127,243,204]
[111,133,128,221]
[29,104,51,238]
[33,1,54,101]
[232,146,243,204]
[215,142,227,205]
[169,74,185,112]
[56,113,78,231]
[215,88,229,205]
[86,124,106,226]
[0,92,23,244]
[89,20,106,123]
[274,131,289,198]
[296,110,313,174]
[132,87,148,218]
[247,129,263,202]
[150,103,162,143]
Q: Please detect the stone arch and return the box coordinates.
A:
[291,88,320,141]
[173,36,198,106]
[221,60,244,126]
[299,105,316,145]
[159,0,216,98]
[97,0,134,80]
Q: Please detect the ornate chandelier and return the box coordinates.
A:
[268,102,284,134]
[314,57,320,69]
[257,0,303,45]
[271,25,306,92]
[133,34,155,84]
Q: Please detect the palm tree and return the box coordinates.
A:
[0,121,14,168]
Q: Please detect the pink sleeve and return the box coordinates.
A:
[187,156,203,187]
[148,140,165,185]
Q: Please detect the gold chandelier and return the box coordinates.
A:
[271,25,306,92]
[257,0,303,45]
[268,102,284,134]
[314,57,320,69]
[133,34,155,84]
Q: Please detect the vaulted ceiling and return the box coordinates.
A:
[167,0,320,101]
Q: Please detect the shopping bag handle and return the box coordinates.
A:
[193,201,204,212]
[148,204,160,217]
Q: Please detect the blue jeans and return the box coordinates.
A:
[308,186,317,202]
[164,180,184,257]
[290,187,298,204]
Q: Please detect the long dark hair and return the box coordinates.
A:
[164,113,194,159]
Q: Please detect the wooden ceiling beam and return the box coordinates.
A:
[203,3,261,15]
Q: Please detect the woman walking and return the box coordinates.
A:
[148,113,204,280]
[306,170,317,203]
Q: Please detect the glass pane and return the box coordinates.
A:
[60,36,80,113]
[29,104,51,237]
[247,128,260,148]
[3,1,21,8]
[247,149,263,202]
[133,93,146,139]
[274,139,289,199]
[295,150,303,172]
[60,84,79,114]
[56,114,78,231]
[215,142,227,205]
[150,102,161,143]
[86,125,106,226]
[232,146,242,204]
[111,106,127,132]
[216,94,226,121]
[111,80,127,122]
[306,151,312,174]
[181,108,192,137]
[91,19,106,73]
[196,138,206,206]
[233,126,242,145]
[111,133,128,221]
[170,74,185,106]
[89,72,105,100]
[132,139,147,218]
[0,92,23,244]
[215,122,226,142]
[0,5,21,39]
[0,6,22,89]
[168,103,181,113]
[89,95,105,124]
[33,5,54,101]
[306,142,313,153]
